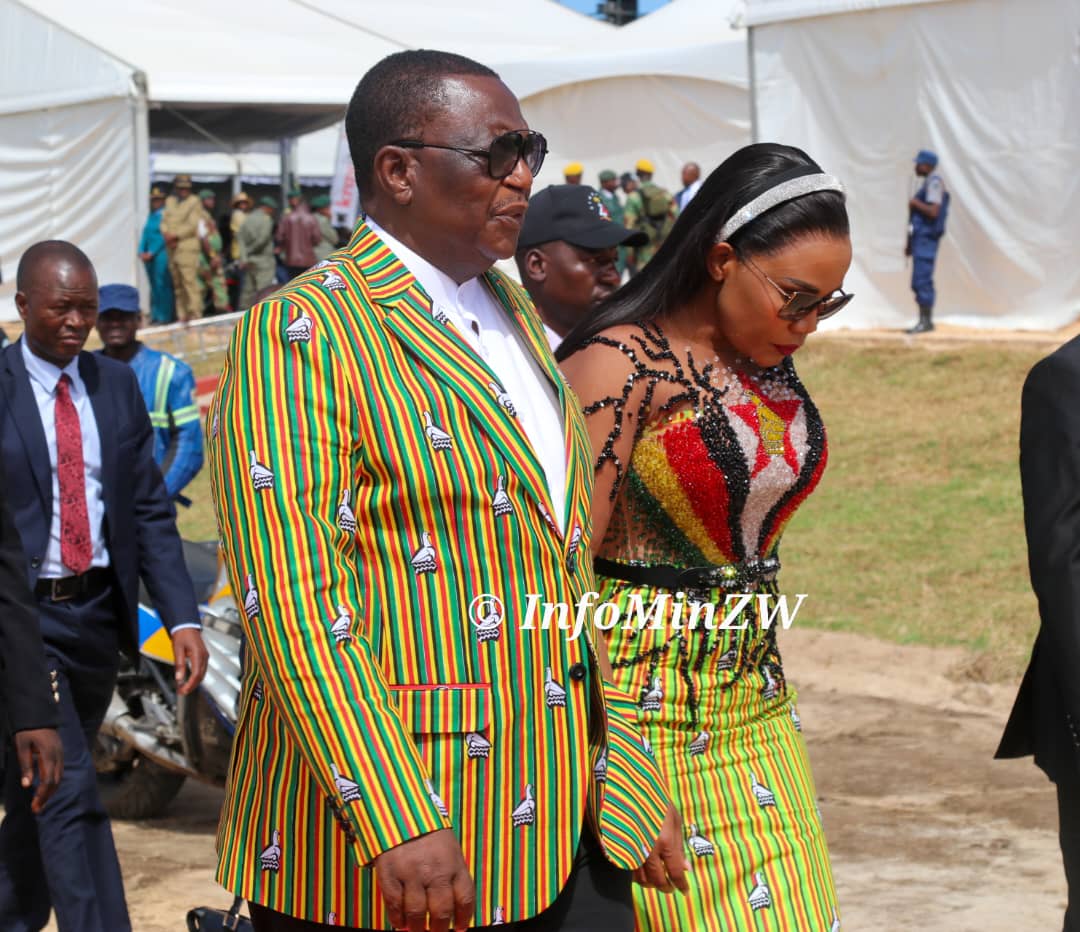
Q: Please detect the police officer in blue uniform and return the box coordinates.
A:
[906,149,950,333]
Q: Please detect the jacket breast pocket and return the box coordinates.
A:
[389,684,490,735]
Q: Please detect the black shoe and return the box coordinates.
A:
[906,305,934,334]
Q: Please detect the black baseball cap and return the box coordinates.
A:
[518,184,647,250]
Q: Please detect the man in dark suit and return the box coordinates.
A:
[997,333,1080,931]
[0,240,209,931]
[0,481,63,814]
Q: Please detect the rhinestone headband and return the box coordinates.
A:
[717,173,844,243]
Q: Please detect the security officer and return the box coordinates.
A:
[237,196,278,309]
[161,174,205,322]
[514,184,646,350]
[906,148,950,334]
[95,284,204,503]
[563,161,584,185]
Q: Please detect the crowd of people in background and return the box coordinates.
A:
[140,177,342,326]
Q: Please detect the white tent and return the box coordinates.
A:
[508,0,750,194]
[148,0,751,198]
[745,0,1080,330]
[0,0,147,316]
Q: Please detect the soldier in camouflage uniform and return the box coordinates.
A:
[197,189,230,313]
[622,158,677,274]
[161,174,205,321]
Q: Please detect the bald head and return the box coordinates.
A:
[681,162,701,187]
[16,240,94,293]
[15,240,98,367]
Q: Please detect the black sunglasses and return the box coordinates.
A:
[390,130,548,180]
[744,255,853,321]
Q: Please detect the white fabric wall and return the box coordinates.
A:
[1,0,142,321]
[0,98,142,320]
[750,0,1080,329]
[522,75,751,196]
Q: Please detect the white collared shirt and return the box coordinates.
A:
[543,323,562,353]
[366,219,567,530]
[20,337,109,576]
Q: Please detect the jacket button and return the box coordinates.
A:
[568,663,586,682]
[30,558,41,569]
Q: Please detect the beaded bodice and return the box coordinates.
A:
[583,322,827,569]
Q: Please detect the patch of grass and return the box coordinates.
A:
[174,337,1052,683]
[783,338,1047,681]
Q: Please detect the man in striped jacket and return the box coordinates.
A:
[207,50,684,932]
[96,284,203,503]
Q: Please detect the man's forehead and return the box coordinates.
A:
[430,74,526,135]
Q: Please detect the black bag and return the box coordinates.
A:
[186,896,253,932]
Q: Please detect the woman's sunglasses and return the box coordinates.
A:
[744,255,853,321]
[390,130,548,180]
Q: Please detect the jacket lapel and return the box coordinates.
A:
[351,224,557,517]
[481,270,587,539]
[0,343,52,511]
[79,352,116,518]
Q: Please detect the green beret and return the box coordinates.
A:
[310,194,330,208]
[598,170,617,182]
[259,196,279,209]
[288,187,303,198]
[198,188,215,200]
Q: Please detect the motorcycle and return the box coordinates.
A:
[94,540,243,819]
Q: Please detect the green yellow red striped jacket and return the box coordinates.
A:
[206,222,669,927]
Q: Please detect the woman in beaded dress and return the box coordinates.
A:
[557,144,853,931]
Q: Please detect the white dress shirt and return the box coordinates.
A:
[543,323,562,353]
[367,219,567,530]
[21,337,109,576]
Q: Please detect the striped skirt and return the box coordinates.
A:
[599,577,840,931]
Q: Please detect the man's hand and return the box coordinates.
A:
[632,802,689,895]
[139,251,153,262]
[14,728,63,814]
[374,828,475,932]
[163,232,178,247]
[171,628,209,695]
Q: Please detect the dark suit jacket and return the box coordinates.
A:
[0,342,198,652]
[0,480,58,734]
[997,334,1080,782]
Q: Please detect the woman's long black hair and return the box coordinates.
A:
[555,142,850,361]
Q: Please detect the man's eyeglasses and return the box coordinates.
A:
[390,130,548,180]
[743,255,853,321]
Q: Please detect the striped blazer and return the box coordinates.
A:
[207,223,669,927]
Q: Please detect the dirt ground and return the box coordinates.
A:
[39,627,1060,931]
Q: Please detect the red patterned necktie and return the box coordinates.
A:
[55,374,92,574]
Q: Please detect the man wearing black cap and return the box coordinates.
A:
[515,184,646,350]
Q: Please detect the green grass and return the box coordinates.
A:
[175,338,1052,683]
[781,338,1046,681]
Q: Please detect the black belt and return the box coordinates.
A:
[594,556,781,591]
[35,567,113,602]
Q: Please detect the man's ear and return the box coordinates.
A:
[372,145,415,206]
[706,241,736,284]
[523,248,547,285]
[14,291,29,323]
